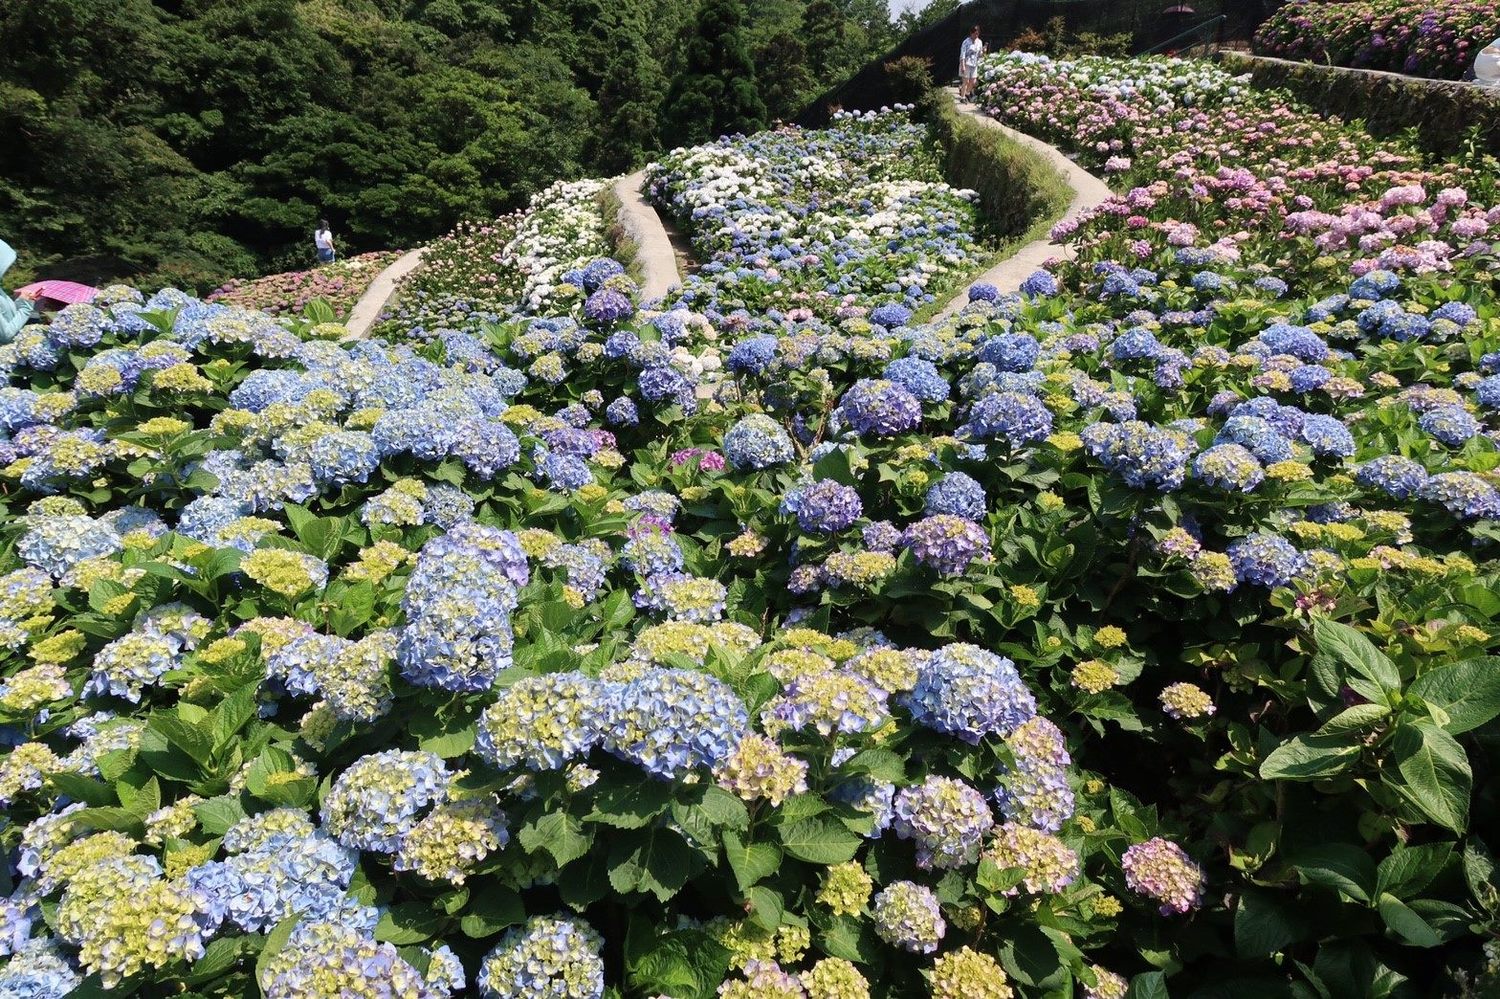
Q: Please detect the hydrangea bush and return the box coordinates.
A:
[647,108,987,323]
[207,251,403,319]
[1,66,1500,999]
[1255,0,1500,80]
[381,179,621,340]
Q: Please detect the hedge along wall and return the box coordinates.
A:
[1221,51,1500,159]
[923,86,1073,243]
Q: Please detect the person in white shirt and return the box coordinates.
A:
[1474,37,1500,87]
[314,220,336,264]
[959,26,984,100]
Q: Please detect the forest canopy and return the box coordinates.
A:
[0,0,904,291]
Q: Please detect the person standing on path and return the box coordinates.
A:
[315,220,337,265]
[959,25,984,100]
[0,239,39,344]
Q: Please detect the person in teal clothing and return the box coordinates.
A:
[0,240,40,344]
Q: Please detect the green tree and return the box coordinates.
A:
[595,40,665,172]
[663,0,767,147]
[802,0,853,82]
[755,32,815,123]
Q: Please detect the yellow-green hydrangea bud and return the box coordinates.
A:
[817,862,874,916]
[930,947,1013,999]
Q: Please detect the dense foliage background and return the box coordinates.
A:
[0,0,901,293]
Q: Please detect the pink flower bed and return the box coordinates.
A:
[206,251,402,318]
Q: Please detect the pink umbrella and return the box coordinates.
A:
[16,280,99,305]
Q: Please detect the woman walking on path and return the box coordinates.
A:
[315,220,336,265]
[959,25,984,100]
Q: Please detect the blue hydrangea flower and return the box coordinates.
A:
[1356,456,1430,500]
[1019,270,1058,297]
[1216,415,1294,463]
[1418,405,1481,446]
[870,303,912,328]
[605,396,639,426]
[601,668,748,778]
[477,916,604,999]
[321,750,451,853]
[1421,472,1500,520]
[728,335,780,375]
[1192,443,1264,493]
[883,356,950,402]
[398,523,529,692]
[903,515,990,575]
[1227,534,1305,588]
[583,287,634,324]
[925,472,986,520]
[963,392,1052,448]
[977,333,1040,372]
[892,776,994,869]
[723,414,795,470]
[1082,421,1192,491]
[904,644,1036,744]
[1299,414,1355,458]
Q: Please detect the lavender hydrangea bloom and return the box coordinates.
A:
[837,379,923,437]
[903,515,991,575]
[782,479,863,533]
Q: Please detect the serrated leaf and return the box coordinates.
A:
[1376,843,1452,898]
[1387,722,1470,832]
[518,812,592,867]
[1287,843,1376,903]
[838,748,906,783]
[47,771,116,807]
[1311,618,1400,703]
[1235,888,1312,957]
[778,816,862,865]
[255,914,301,982]
[375,903,444,945]
[723,831,782,892]
[608,827,699,902]
[149,712,214,766]
[1377,893,1443,948]
[1407,658,1500,734]
[69,806,146,835]
[194,795,248,836]
[211,684,260,750]
[1259,733,1361,780]
[459,889,525,939]
[586,780,673,829]
[416,723,475,759]
[185,936,256,984]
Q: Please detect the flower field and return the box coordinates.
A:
[377,180,618,342]
[2,56,1500,999]
[1254,0,1500,80]
[206,252,403,320]
[647,109,988,324]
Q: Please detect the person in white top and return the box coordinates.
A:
[314,220,336,264]
[1474,37,1500,87]
[959,25,984,100]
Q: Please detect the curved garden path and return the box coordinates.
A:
[612,171,683,305]
[935,86,1112,318]
[342,247,427,339]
